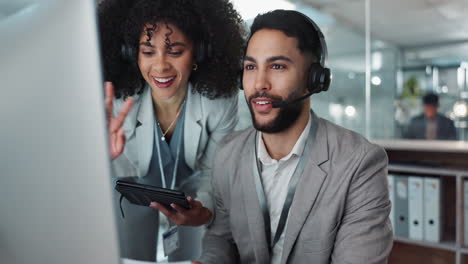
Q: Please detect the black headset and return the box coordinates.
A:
[194,40,212,64]
[240,10,331,95]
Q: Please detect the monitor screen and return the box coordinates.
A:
[0,1,121,263]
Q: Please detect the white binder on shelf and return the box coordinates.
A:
[423,177,440,242]
[388,174,396,234]
[464,180,468,246]
[394,176,409,238]
[409,176,424,240]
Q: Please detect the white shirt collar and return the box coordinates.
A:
[257,113,312,165]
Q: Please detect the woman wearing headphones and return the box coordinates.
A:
[98,0,244,261]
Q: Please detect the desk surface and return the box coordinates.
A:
[122,258,191,264]
[372,139,468,153]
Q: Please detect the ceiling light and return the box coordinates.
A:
[441,85,448,93]
[329,103,343,119]
[345,105,356,118]
[371,76,381,86]
[453,101,468,118]
[372,52,382,71]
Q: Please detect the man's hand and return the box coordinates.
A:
[192,262,202,264]
[105,82,133,160]
[150,196,213,226]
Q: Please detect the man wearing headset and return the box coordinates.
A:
[196,10,393,264]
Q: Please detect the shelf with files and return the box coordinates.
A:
[388,165,457,243]
[381,143,468,264]
[387,164,460,263]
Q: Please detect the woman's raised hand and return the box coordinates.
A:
[105,82,134,160]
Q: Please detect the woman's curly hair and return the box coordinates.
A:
[98,0,245,99]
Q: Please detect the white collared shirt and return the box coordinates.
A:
[256,113,312,264]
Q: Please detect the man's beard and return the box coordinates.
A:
[247,89,306,133]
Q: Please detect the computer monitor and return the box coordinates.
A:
[0,1,121,263]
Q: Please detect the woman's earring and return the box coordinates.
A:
[192,64,198,71]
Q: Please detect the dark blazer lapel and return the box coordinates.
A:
[281,118,329,263]
[240,129,270,263]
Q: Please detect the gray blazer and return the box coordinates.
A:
[200,114,393,264]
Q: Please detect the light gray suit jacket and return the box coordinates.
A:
[200,114,393,264]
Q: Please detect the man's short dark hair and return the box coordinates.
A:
[423,93,439,105]
[248,9,321,61]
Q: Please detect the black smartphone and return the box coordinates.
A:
[115,180,191,210]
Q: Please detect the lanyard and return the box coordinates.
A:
[154,111,184,190]
[253,114,318,252]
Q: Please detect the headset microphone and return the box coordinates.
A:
[271,91,313,108]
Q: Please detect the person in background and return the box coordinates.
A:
[405,93,456,140]
[98,0,244,261]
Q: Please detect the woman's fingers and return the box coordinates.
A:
[105,82,114,122]
[105,82,133,160]
[110,127,126,160]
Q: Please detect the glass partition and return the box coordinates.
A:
[370,0,468,141]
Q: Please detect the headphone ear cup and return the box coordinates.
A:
[239,69,244,90]
[322,67,331,92]
[196,41,212,64]
[308,63,331,94]
[121,44,134,62]
[196,41,205,63]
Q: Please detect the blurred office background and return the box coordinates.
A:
[232,0,468,141]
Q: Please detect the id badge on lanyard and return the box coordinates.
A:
[162,225,180,256]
